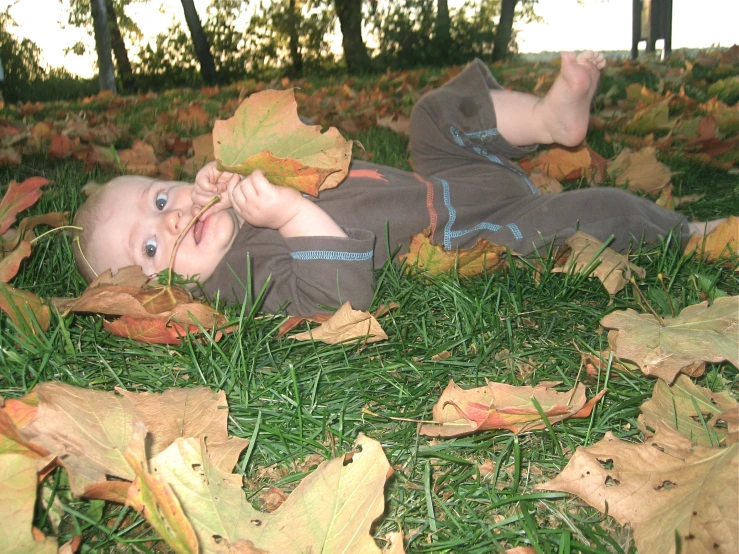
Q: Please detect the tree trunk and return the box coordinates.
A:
[105,0,134,90]
[287,0,303,75]
[491,0,518,62]
[436,0,450,53]
[179,0,217,85]
[90,0,117,92]
[334,0,371,74]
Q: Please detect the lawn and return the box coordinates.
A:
[1,50,738,553]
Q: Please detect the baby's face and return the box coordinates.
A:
[90,177,240,282]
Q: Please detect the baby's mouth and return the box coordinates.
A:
[193,219,205,244]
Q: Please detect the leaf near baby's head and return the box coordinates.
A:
[213,88,352,197]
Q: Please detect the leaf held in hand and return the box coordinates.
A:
[601,296,739,383]
[400,229,508,277]
[214,88,352,196]
[551,231,646,294]
[419,379,606,437]
[536,427,738,554]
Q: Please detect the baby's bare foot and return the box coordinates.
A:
[535,50,606,147]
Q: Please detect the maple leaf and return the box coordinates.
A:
[528,169,562,194]
[290,301,388,344]
[536,427,738,554]
[182,133,216,176]
[52,265,235,345]
[134,432,403,553]
[0,177,51,235]
[20,383,241,501]
[607,146,673,195]
[0,392,47,458]
[419,380,606,437]
[601,296,739,383]
[0,453,59,553]
[684,216,739,265]
[214,88,353,196]
[400,229,508,277]
[551,231,646,294]
[638,375,737,448]
[655,184,705,210]
[626,98,674,134]
[519,145,606,183]
[117,140,158,176]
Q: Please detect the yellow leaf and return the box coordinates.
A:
[684,216,739,264]
[291,302,387,344]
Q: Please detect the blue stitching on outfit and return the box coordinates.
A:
[449,125,538,195]
[290,250,373,261]
[466,128,500,140]
[439,178,521,248]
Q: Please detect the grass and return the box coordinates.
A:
[1,60,738,553]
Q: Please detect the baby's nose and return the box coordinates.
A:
[165,209,187,233]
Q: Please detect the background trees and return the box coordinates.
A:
[3,0,541,100]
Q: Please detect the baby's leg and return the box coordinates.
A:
[490,51,606,147]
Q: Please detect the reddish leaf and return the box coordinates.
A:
[0,240,30,282]
[0,283,51,331]
[0,177,50,235]
[49,134,80,158]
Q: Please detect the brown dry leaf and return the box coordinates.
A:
[137,433,402,553]
[505,548,538,554]
[684,216,739,265]
[0,282,51,331]
[0,147,22,167]
[0,177,52,235]
[419,379,606,437]
[601,296,739,383]
[52,265,235,345]
[182,133,215,176]
[400,228,508,277]
[117,140,158,176]
[1,212,69,256]
[214,89,352,196]
[291,301,387,344]
[49,134,80,159]
[638,375,738,447]
[176,103,210,132]
[536,427,738,554]
[551,231,646,294]
[376,114,411,135]
[607,146,673,195]
[626,98,674,133]
[655,184,705,210]
[0,453,60,553]
[528,169,563,193]
[521,145,605,182]
[0,392,47,458]
[21,383,239,501]
[124,424,200,554]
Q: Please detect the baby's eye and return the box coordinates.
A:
[155,191,168,210]
[144,237,157,258]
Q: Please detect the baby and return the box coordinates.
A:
[73,51,719,315]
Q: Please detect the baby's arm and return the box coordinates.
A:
[228,171,347,238]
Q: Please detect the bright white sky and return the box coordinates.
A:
[3,0,738,78]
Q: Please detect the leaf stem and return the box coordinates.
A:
[30,225,84,245]
[167,196,221,287]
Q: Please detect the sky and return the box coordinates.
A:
[2,0,738,78]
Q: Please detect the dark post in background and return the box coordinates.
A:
[631,0,674,59]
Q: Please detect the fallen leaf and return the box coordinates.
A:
[607,146,673,195]
[626,98,674,133]
[684,216,739,264]
[1,212,69,256]
[138,432,401,553]
[0,392,46,458]
[51,265,235,345]
[0,147,22,167]
[536,427,738,554]
[419,380,606,437]
[521,145,605,182]
[214,89,352,196]
[0,177,51,235]
[0,282,51,331]
[117,140,158,176]
[176,103,210,132]
[400,229,507,276]
[528,169,563,193]
[49,134,80,159]
[124,424,199,554]
[551,231,646,294]
[655,184,705,210]
[601,296,739,383]
[291,302,387,344]
[0,453,59,553]
[0,240,30,282]
[182,133,215,176]
[638,375,738,447]
[21,383,239,501]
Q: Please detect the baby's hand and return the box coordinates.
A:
[228,170,305,230]
[192,161,242,219]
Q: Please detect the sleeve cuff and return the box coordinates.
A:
[283,228,375,262]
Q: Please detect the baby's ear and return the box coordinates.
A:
[81,181,104,197]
